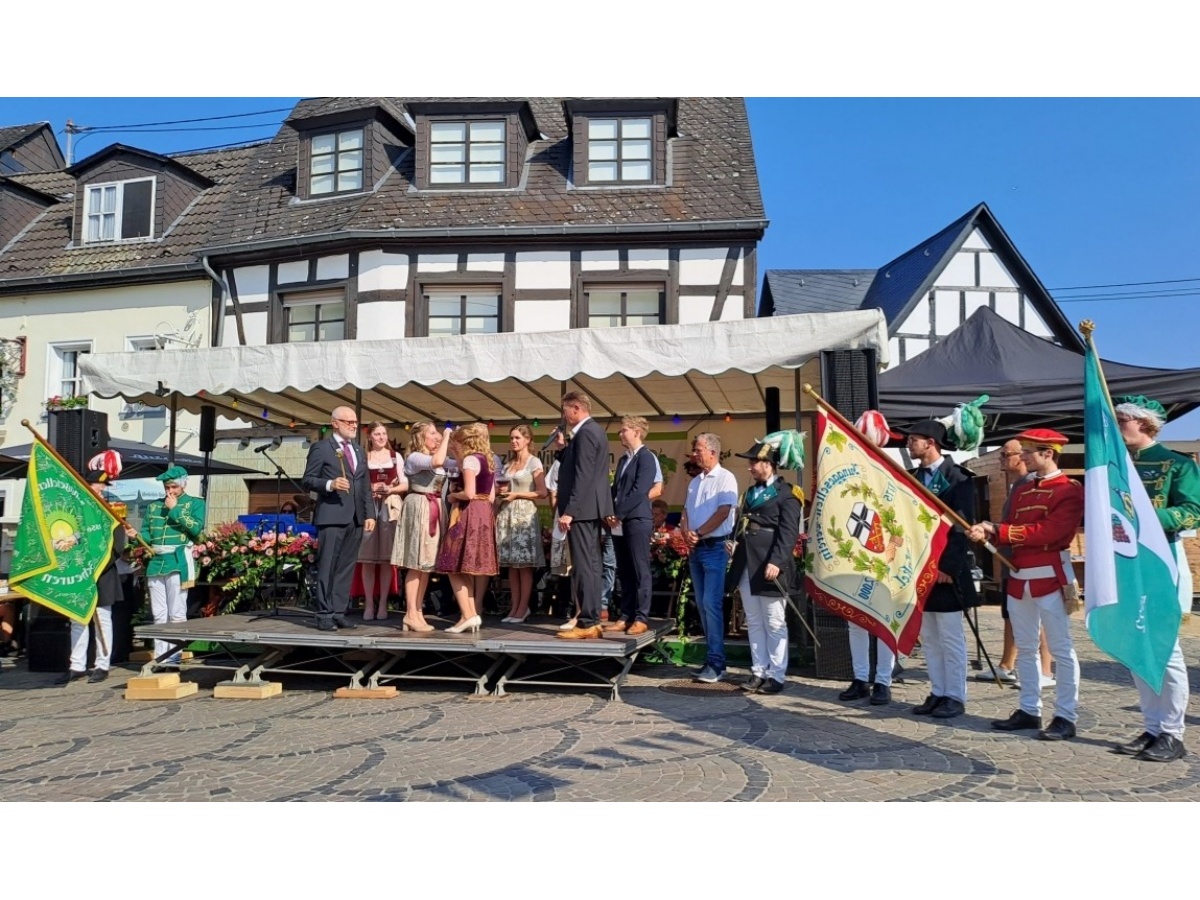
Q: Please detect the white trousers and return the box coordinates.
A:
[1132,639,1188,739]
[148,572,188,661]
[69,606,112,672]
[919,610,967,702]
[1008,584,1079,721]
[848,620,895,687]
[738,572,788,681]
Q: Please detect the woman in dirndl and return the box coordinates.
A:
[391,422,453,632]
[357,423,407,621]
[495,424,547,623]
[435,422,498,633]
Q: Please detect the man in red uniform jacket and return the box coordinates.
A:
[970,428,1084,742]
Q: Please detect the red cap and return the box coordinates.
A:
[1016,428,1067,451]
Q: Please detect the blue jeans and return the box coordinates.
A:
[689,541,730,672]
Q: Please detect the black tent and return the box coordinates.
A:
[0,437,264,480]
[878,307,1200,441]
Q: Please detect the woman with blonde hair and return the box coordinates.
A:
[356,422,407,621]
[435,422,499,633]
[391,422,453,632]
[495,423,547,623]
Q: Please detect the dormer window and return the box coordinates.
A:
[84,177,154,242]
[310,128,364,195]
[587,118,652,183]
[430,121,505,185]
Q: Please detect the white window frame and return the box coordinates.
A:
[44,340,93,406]
[309,128,365,196]
[82,177,156,243]
[282,288,348,343]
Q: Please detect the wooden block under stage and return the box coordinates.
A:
[124,672,199,701]
[213,681,283,700]
[333,686,399,699]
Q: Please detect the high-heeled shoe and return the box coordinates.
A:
[558,617,578,632]
[506,610,530,624]
[363,606,376,621]
[444,615,481,634]
[376,606,389,622]
[402,617,434,633]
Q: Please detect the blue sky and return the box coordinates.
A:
[3,95,1198,437]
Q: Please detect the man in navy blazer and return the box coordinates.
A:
[555,390,615,640]
[604,415,657,636]
[302,406,376,631]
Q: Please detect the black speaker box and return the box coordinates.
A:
[198,405,217,453]
[820,348,879,422]
[25,605,71,672]
[765,386,781,434]
[47,408,109,477]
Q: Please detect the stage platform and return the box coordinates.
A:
[134,613,675,700]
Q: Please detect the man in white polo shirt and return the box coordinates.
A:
[679,432,738,683]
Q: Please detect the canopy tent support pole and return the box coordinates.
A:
[168,393,178,465]
[355,387,362,433]
[794,368,802,429]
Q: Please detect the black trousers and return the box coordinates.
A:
[315,522,362,620]
[567,518,603,628]
[614,517,653,624]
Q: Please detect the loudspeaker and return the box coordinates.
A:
[25,605,71,672]
[765,386,781,434]
[198,405,216,453]
[47,408,109,477]
[820,348,879,422]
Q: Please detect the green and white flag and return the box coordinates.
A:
[9,440,119,625]
[1083,338,1179,691]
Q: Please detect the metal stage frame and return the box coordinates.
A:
[134,614,675,701]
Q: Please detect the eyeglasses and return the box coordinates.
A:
[1000,451,1022,458]
[334,418,358,426]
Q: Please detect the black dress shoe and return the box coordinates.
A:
[55,670,88,685]
[758,678,786,695]
[87,668,110,684]
[991,709,1042,731]
[869,683,891,706]
[838,678,870,701]
[1136,733,1187,762]
[912,694,944,716]
[332,616,357,630]
[1114,731,1157,756]
[315,618,338,632]
[741,676,766,693]
[931,697,965,719]
[1038,716,1077,741]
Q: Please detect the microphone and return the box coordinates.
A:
[253,443,273,454]
[541,425,563,452]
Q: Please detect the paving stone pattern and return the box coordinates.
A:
[1,606,1197,801]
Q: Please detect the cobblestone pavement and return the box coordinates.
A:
[2,606,1198,802]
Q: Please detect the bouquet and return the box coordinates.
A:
[193,521,318,613]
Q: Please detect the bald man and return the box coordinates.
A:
[302,407,376,631]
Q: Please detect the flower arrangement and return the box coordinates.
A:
[193,521,318,613]
[45,394,89,411]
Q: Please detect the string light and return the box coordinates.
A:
[672,414,682,426]
[289,420,296,428]
[404,423,412,431]
[724,412,733,423]
[487,420,495,429]
[231,399,238,408]
[319,424,330,437]
[532,418,540,428]
[261,408,269,419]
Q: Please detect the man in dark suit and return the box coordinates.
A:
[302,406,375,631]
[556,390,615,640]
[604,415,658,636]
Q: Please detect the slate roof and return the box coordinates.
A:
[208,96,765,249]
[761,202,1083,351]
[761,269,875,316]
[0,144,258,284]
[0,123,47,152]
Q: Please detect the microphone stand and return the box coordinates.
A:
[248,446,314,622]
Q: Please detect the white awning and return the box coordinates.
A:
[79,311,887,427]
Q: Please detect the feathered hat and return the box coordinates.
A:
[735,429,805,470]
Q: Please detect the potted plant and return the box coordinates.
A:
[45,394,90,411]
[192,521,318,614]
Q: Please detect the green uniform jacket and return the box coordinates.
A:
[144,494,207,586]
[1132,442,1200,539]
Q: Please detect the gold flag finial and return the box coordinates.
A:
[1079,319,1096,338]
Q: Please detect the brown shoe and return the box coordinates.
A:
[556,625,604,640]
[625,621,649,636]
[602,619,629,633]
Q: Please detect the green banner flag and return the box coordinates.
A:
[1082,339,1179,691]
[9,441,119,624]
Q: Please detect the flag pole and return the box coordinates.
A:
[21,420,153,553]
[801,384,1015,572]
